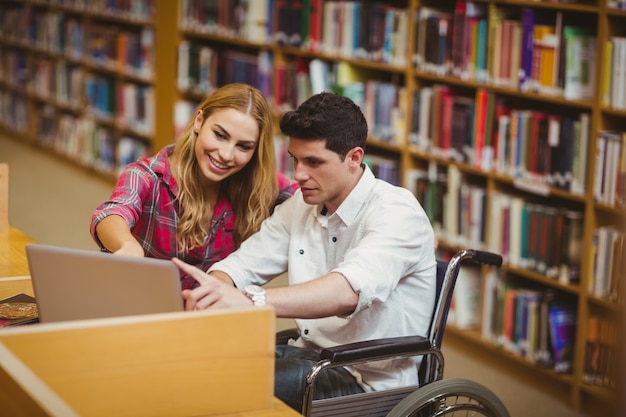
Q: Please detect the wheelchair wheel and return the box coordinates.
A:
[385,378,510,417]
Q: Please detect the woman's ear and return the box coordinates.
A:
[193,110,203,133]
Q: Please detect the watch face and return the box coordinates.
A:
[246,285,264,296]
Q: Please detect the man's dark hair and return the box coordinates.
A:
[279,92,368,159]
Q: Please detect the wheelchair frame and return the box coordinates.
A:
[279,249,509,417]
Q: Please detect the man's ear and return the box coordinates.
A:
[347,146,365,167]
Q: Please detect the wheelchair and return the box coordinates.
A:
[276,249,511,417]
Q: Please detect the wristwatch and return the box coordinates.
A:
[243,285,266,307]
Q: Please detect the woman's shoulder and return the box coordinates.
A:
[276,171,299,192]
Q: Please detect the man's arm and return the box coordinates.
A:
[173,258,358,318]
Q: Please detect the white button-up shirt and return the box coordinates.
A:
[209,166,436,391]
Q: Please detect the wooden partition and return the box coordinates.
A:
[0,307,277,417]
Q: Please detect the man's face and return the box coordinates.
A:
[288,138,361,213]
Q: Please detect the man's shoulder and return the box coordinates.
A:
[372,179,418,204]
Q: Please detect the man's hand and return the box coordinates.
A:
[171,258,252,311]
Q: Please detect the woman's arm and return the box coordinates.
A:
[95,214,145,257]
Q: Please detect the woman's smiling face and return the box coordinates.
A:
[193,108,259,183]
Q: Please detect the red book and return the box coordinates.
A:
[309,0,323,52]
[473,88,488,168]
[440,88,454,155]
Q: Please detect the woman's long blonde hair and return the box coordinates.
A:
[172,83,278,251]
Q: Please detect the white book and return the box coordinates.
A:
[593,226,609,298]
[309,59,330,95]
[444,165,461,242]
[322,1,338,55]
[469,185,486,247]
[340,2,354,58]
[496,114,510,174]
[452,265,482,329]
[606,134,622,206]
[488,191,505,255]
[508,196,524,267]
[418,87,433,150]
[177,41,190,90]
[481,268,498,341]
[614,37,626,109]
[594,133,608,202]
[244,0,268,43]
[572,113,590,194]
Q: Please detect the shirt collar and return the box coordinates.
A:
[150,145,178,194]
[323,165,376,226]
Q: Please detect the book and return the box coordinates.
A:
[0,293,39,327]
[450,264,482,329]
[562,26,597,100]
[548,302,577,373]
[519,7,535,91]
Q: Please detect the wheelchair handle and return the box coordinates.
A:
[458,249,503,268]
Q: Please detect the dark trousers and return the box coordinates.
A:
[275,344,366,414]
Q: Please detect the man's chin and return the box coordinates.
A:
[301,193,321,206]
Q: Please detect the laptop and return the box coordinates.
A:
[25,244,184,323]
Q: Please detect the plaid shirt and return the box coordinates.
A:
[91,145,298,290]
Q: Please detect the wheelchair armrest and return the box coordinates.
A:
[276,328,300,345]
[319,335,432,364]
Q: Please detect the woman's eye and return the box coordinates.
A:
[214,131,225,139]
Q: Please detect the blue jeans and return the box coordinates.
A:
[275,344,366,413]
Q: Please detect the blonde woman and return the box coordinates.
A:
[91,83,298,290]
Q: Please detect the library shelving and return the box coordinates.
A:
[173,1,620,415]
[1,0,623,415]
[0,0,177,180]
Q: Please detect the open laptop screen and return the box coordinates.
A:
[26,244,184,323]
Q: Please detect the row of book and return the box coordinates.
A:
[179,0,410,67]
[87,24,155,79]
[609,0,626,10]
[583,315,618,388]
[407,165,584,284]
[176,42,273,99]
[594,130,626,208]
[34,109,150,175]
[417,4,597,101]
[363,155,400,186]
[410,85,590,196]
[406,165,487,250]
[2,4,154,72]
[176,48,408,146]
[604,37,626,110]
[23,57,83,108]
[488,191,583,285]
[18,0,155,19]
[589,225,624,304]
[84,75,155,135]
[482,273,577,374]
[313,1,409,66]
[179,0,264,40]
[1,48,30,88]
[0,91,29,133]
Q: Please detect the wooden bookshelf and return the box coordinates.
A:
[0,0,177,181]
[171,1,622,414]
[0,0,622,414]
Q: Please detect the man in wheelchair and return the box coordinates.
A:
[174,91,437,413]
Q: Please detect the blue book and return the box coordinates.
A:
[519,7,535,91]
[548,303,577,373]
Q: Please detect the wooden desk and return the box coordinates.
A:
[0,226,34,277]
[0,228,302,417]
